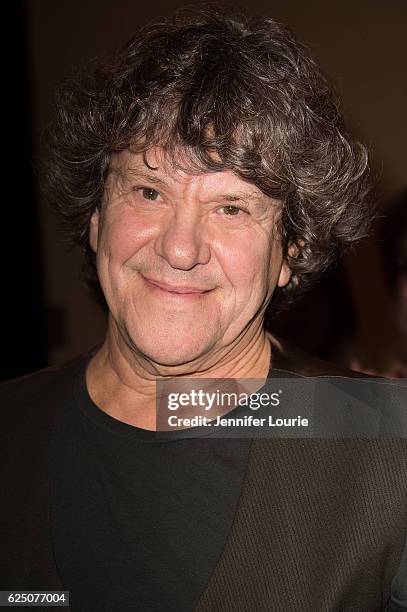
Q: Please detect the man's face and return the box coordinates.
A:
[90,147,291,365]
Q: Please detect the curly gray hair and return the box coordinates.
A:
[44,7,372,312]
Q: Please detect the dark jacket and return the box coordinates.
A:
[1,341,406,611]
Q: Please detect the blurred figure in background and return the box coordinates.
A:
[273,188,407,379]
[381,188,407,338]
[348,188,407,377]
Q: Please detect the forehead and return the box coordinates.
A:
[108,146,266,198]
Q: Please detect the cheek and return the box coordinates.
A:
[214,230,275,295]
[98,211,155,265]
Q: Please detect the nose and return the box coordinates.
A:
[154,209,211,271]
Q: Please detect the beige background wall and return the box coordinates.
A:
[25,0,407,364]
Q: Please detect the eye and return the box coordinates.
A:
[140,187,160,201]
[219,205,247,216]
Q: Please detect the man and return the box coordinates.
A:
[1,8,406,611]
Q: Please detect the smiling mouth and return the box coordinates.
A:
[142,275,213,296]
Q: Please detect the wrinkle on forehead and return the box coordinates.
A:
[115,143,222,180]
[109,145,273,200]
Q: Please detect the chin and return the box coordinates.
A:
[140,344,208,367]
[124,326,213,367]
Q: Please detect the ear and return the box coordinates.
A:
[277,242,299,288]
[277,240,304,287]
[277,259,292,288]
[89,208,100,253]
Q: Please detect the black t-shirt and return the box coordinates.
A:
[50,354,252,612]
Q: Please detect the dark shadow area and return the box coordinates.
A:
[2,1,47,380]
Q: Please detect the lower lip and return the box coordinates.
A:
[143,277,210,300]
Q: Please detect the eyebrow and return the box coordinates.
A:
[109,167,272,207]
[109,167,168,187]
[221,192,264,203]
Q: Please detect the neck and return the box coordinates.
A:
[86,320,274,430]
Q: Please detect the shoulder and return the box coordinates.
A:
[269,333,368,378]
[0,348,97,429]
